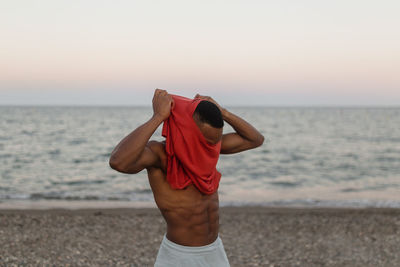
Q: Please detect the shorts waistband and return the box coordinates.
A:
[161,234,222,254]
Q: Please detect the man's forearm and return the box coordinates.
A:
[109,114,164,169]
[222,108,264,145]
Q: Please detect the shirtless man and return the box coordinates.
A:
[109,89,264,266]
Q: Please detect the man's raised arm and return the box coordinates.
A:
[194,94,264,154]
[220,109,264,154]
[109,89,173,173]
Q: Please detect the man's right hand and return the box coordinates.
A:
[152,89,174,121]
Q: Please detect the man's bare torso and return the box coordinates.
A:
[146,141,220,246]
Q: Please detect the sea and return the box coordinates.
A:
[1,106,400,209]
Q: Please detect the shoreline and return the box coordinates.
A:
[2,199,400,210]
[1,204,400,215]
[0,200,157,210]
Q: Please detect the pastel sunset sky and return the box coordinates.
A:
[1,0,399,106]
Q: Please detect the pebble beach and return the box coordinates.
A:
[1,206,400,266]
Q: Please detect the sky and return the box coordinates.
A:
[0,0,399,106]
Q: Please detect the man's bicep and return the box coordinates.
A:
[118,142,161,174]
[220,133,253,154]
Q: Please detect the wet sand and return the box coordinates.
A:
[1,206,400,266]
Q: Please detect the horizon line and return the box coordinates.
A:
[1,104,399,108]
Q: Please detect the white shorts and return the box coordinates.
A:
[154,234,230,267]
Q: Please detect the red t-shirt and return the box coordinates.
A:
[162,94,221,195]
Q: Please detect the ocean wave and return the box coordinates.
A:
[51,180,106,186]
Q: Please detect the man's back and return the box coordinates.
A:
[146,141,220,246]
